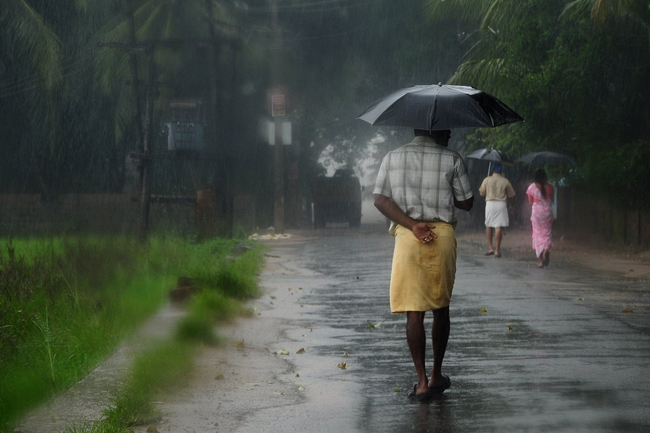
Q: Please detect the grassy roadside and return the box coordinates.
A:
[0,235,263,433]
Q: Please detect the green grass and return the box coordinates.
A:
[103,340,195,426]
[0,236,263,433]
[176,289,242,344]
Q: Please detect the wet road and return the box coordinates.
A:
[287,229,650,433]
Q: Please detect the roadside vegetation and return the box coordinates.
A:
[0,236,263,433]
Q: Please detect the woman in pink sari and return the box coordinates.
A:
[526,169,554,267]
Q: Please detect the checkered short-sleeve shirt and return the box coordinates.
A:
[373,136,473,227]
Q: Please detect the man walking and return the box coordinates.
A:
[479,164,515,258]
[373,129,474,401]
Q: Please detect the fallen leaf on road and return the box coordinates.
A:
[338,362,347,370]
[577,297,584,301]
[394,388,402,393]
[215,374,224,380]
[236,341,245,350]
[237,381,261,390]
[507,326,513,331]
[622,308,633,313]
[298,386,304,391]
[270,296,276,299]
[296,348,305,354]
[481,308,487,313]
[367,321,382,329]
[342,351,348,357]
[277,349,289,355]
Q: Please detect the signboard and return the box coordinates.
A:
[271,94,285,117]
[266,121,292,145]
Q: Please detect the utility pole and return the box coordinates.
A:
[126,0,143,148]
[139,58,155,242]
[271,0,284,234]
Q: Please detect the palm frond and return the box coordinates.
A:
[425,0,490,22]
[561,0,650,31]
[2,0,62,92]
[481,0,527,33]
[449,57,507,91]
[136,1,166,41]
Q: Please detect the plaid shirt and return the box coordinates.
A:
[373,136,473,228]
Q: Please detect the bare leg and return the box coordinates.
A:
[406,311,429,395]
[495,227,503,255]
[429,306,450,387]
[485,227,494,252]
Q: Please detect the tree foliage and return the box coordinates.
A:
[427,0,650,205]
[1,0,648,209]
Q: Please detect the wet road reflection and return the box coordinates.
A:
[296,231,650,433]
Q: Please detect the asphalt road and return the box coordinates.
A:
[15,226,650,433]
[264,227,650,433]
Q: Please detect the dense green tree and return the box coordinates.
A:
[426,0,650,204]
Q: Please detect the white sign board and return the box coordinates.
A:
[267,121,292,145]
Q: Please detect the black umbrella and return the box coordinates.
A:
[466,148,514,163]
[466,148,513,176]
[358,83,523,130]
[517,151,575,166]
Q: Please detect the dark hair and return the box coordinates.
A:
[414,129,451,147]
[534,168,548,199]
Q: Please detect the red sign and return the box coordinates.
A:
[271,94,285,117]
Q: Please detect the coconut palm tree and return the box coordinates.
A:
[425,0,529,90]
[0,0,62,94]
[561,0,650,30]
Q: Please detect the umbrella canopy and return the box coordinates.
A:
[466,148,514,163]
[517,151,575,166]
[358,83,523,131]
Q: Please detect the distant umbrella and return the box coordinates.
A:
[358,84,523,131]
[466,148,514,176]
[517,151,575,167]
[466,148,514,163]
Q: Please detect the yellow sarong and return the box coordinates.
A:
[390,223,457,313]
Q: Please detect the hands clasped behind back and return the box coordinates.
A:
[412,221,436,244]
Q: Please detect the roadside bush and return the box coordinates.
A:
[0,236,262,433]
